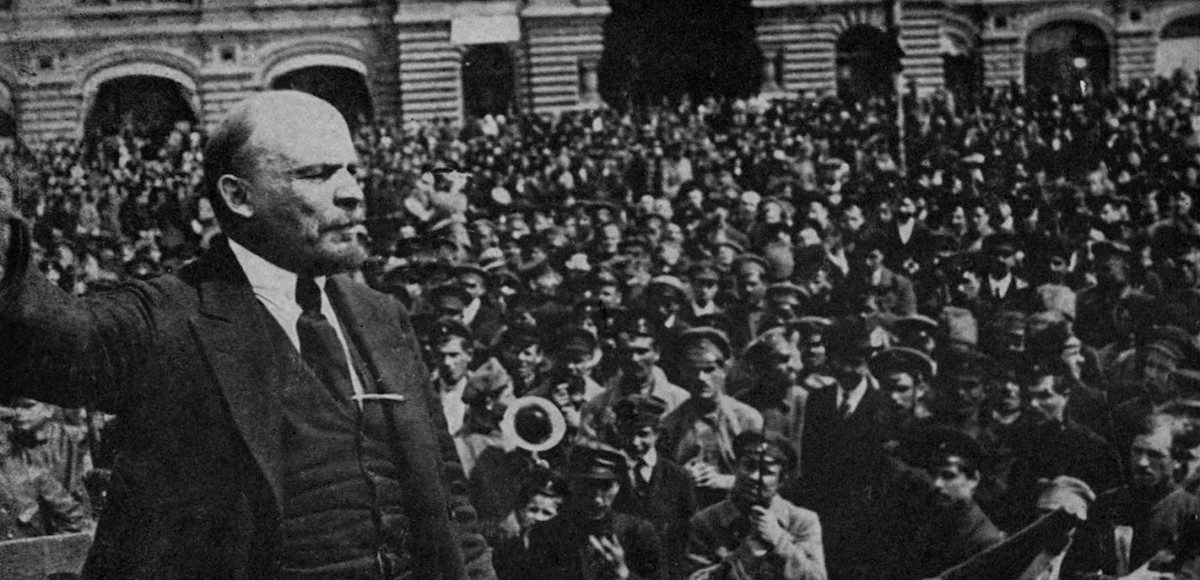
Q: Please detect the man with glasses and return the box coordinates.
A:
[0,91,483,578]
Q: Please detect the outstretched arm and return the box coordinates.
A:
[0,217,161,413]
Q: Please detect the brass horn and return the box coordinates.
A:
[501,396,567,453]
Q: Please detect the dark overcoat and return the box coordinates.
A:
[0,224,465,579]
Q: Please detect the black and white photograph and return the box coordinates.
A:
[1,0,1200,578]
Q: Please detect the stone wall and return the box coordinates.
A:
[0,0,1196,142]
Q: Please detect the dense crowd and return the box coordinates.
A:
[4,70,1200,579]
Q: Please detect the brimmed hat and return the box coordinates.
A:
[613,394,668,429]
[430,318,473,344]
[557,327,598,357]
[870,346,936,379]
[679,327,733,360]
[732,431,797,472]
[428,284,472,311]
[567,444,627,481]
[646,275,690,303]
[893,314,941,342]
[907,426,983,472]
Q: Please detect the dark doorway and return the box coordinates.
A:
[84,75,196,147]
[944,52,982,109]
[1025,21,1110,97]
[270,65,373,129]
[461,44,515,118]
[837,26,901,103]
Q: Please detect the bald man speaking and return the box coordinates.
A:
[0,92,485,579]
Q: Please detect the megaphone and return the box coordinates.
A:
[501,396,567,453]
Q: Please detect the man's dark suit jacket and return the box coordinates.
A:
[0,225,466,579]
[881,221,933,274]
[614,458,697,579]
[797,379,889,575]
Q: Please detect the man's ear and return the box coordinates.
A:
[217,175,255,219]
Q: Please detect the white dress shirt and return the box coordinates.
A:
[636,447,658,484]
[228,239,364,397]
[836,376,870,416]
[897,220,914,244]
[439,375,468,435]
[462,297,481,326]
[989,273,1013,299]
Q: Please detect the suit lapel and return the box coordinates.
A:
[186,240,286,512]
[325,276,420,398]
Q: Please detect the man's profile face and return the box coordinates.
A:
[799,334,827,370]
[618,335,659,379]
[240,96,368,275]
[681,345,727,401]
[569,477,620,520]
[930,461,978,507]
[882,371,920,414]
[510,343,543,381]
[736,265,766,302]
[757,340,802,388]
[690,275,719,303]
[732,456,783,503]
[518,493,561,530]
[618,424,659,457]
[1024,375,1067,423]
[1129,428,1175,490]
[841,205,865,233]
[1141,349,1177,396]
[436,337,472,384]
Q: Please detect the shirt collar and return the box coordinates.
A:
[462,297,482,325]
[228,238,327,304]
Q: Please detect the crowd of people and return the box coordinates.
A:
[4,69,1200,579]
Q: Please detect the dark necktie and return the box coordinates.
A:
[634,460,651,490]
[296,277,353,399]
[838,391,853,419]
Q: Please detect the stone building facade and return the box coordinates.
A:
[0,0,1197,144]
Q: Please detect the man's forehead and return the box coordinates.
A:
[685,344,724,364]
[240,93,356,164]
[1132,430,1172,452]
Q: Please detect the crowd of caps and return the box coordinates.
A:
[4,70,1200,578]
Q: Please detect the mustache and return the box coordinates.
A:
[322,222,370,241]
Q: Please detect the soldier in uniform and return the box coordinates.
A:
[687,431,826,580]
[898,427,1006,579]
[526,444,664,579]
